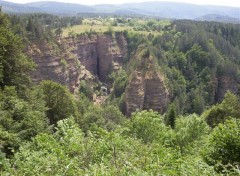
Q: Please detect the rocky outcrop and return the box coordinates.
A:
[125,70,169,117]
[64,32,127,83]
[28,32,127,92]
[73,35,98,75]
[125,71,145,116]
[97,35,115,82]
[28,33,237,116]
[143,71,169,112]
[27,43,82,93]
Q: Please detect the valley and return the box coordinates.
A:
[0,2,240,175]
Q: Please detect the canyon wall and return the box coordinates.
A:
[28,33,239,116]
[27,42,82,93]
[28,32,127,92]
[65,32,128,83]
[125,70,169,117]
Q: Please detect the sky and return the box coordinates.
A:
[4,0,240,7]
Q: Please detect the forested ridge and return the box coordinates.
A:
[0,10,240,175]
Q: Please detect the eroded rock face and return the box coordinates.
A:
[143,71,169,112]
[28,43,82,93]
[125,71,145,117]
[28,32,127,92]
[74,35,98,75]
[126,70,169,117]
[27,33,238,116]
[97,35,114,82]
[65,32,128,83]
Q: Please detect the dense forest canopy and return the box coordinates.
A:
[0,9,240,175]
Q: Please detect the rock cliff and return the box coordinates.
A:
[125,70,169,117]
[64,32,127,83]
[27,42,82,93]
[28,32,238,116]
[28,32,127,92]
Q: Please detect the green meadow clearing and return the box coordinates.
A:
[61,19,170,37]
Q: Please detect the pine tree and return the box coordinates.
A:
[0,11,35,94]
[166,104,177,129]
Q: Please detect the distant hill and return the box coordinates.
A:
[0,0,40,13]
[26,1,94,14]
[118,2,240,19]
[0,0,240,21]
[196,14,240,24]
[0,0,93,14]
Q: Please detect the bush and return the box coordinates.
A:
[203,91,240,128]
[128,110,173,144]
[39,80,79,125]
[112,70,127,97]
[174,114,210,154]
[79,80,93,100]
[81,105,125,132]
[203,118,240,172]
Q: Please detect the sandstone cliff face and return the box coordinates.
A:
[28,33,237,117]
[28,32,127,92]
[28,42,82,93]
[125,71,145,117]
[73,35,98,75]
[65,32,127,83]
[125,70,169,117]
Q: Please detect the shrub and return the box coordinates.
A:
[128,110,173,144]
[174,114,210,154]
[203,118,240,172]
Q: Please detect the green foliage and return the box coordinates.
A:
[147,20,155,27]
[2,115,220,175]
[174,114,210,154]
[125,31,148,60]
[39,80,79,125]
[192,87,205,115]
[203,118,240,172]
[0,86,49,156]
[165,67,187,113]
[60,58,68,70]
[112,69,127,97]
[81,105,125,132]
[79,80,93,100]
[10,13,83,41]
[204,91,240,127]
[167,20,240,115]
[76,93,92,115]
[165,104,177,129]
[0,12,35,93]
[186,44,210,72]
[111,20,118,26]
[5,118,85,175]
[128,110,173,144]
[220,91,240,116]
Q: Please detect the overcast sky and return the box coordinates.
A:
[4,0,240,7]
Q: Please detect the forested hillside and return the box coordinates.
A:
[0,10,240,175]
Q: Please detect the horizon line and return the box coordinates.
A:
[2,0,240,8]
